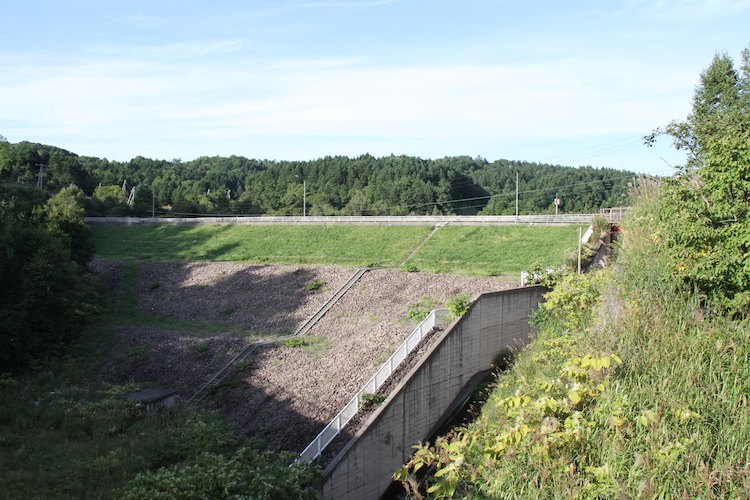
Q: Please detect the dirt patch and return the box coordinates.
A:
[94,260,515,454]
[137,261,354,333]
[97,326,249,396]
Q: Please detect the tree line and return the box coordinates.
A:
[0,183,96,372]
[0,141,635,217]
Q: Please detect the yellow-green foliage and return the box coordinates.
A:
[394,47,750,499]
[395,271,627,498]
[395,192,750,498]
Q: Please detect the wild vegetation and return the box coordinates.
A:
[395,47,750,498]
[0,185,323,496]
[0,136,633,217]
[0,183,96,373]
[0,363,319,498]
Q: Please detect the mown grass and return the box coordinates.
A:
[90,224,429,266]
[407,225,580,276]
[91,223,580,276]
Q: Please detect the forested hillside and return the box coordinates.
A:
[395,47,750,498]
[0,139,633,217]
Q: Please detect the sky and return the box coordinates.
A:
[1,1,749,176]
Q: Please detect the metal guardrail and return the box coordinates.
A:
[297,308,451,464]
[85,211,630,226]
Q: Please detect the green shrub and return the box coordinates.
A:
[591,214,610,235]
[305,279,326,292]
[118,447,319,499]
[233,359,253,371]
[282,337,307,348]
[446,294,470,318]
[403,262,419,272]
[0,184,96,373]
[407,308,429,322]
[166,414,237,461]
[359,392,386,410]
[407,297,435,322]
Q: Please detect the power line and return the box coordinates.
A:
[150,173,636,217]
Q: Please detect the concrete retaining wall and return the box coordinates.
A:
[320,286,546,499]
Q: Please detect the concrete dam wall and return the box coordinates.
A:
[321,285,546,499]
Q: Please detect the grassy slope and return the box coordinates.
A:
[90,224,429,266]
[408,225,581,276]
[398,194,750,497]
[90,224,580,276]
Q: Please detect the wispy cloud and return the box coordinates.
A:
[622,0,750,20]
[110,13,165,27]
[268,57,362,70]
[252,0,397,18]
[297,0,398,8]
[0,46,694,161]
[89,40,244,58]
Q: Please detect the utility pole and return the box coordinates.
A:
[515,171,519,218]
[152,187,155,219]
[35,163,46,189]
[577,226,583,274]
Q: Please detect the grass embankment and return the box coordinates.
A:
[90,224,580,277]
[91,224,428,266]
[407,225,581,276]
[397,195,750,497]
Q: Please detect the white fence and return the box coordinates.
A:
[297,309,451,464]
[85,211,629,226]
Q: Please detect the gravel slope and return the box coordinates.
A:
[94,260,515,453]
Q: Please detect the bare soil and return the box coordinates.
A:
[93,259,515,454]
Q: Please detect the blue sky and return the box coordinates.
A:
[2,1,749,176]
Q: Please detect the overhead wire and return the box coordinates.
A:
[126,138,648,217]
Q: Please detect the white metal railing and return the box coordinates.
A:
[85,213,629,226]
[296,308,451,464]
[598,207,631,222]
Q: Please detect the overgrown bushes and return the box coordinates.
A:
[0,374,319,498]
[0,184,97,372]
[394,46,750,498]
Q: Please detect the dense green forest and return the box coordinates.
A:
[0,183,96,372]
[396,48,750,498]
[0,139,634,217]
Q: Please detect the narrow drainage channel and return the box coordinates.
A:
[381,351,516,499]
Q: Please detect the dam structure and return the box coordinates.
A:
[317,285,545,499]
